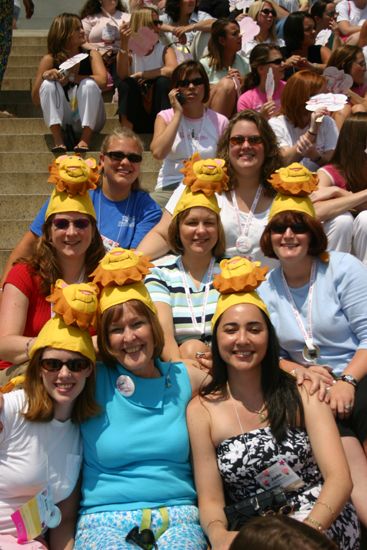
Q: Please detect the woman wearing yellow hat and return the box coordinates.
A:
[74,248,208,549]
[0,283,99,547]
[187,257,359,550]
[145,154,227,364]
[258,165,367,527]
[0,156,105,377]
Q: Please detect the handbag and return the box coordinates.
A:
[224,487,292,530]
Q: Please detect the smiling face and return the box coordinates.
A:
[179,206,219,257]
[217,303,268,373]
[270,220,311,265]
[40,348,92,421]
[229,119,265,178]
[107,302,156,377]
[100,136,142,200]
[302,16,316,47]
[49,212,93,263]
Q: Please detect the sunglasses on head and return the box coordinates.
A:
[229,135,263,146]
[104,151,143,163]
[52,218,91,230]
[270,223,308,234]
[263,57,284,65]
[261,8,276,16]
[176,77,205,87]
[40,358,91,372]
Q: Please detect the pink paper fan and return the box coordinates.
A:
[129,27,158,56]
[240,17,260,47]
[323,67,353,94]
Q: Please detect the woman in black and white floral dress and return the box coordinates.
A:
[187,257,360,550]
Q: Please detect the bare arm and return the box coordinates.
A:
[187,397,238,550]
[154,301,182,361]
[0,284,34,364]
[132,45,178,80]
[300,385,353,531]
[0,231,38,288]
[136,210,172,259]
[87,49,108,89]
[312,179,367,220]
[48,479,81,550]
[116,22,132,80]
[31,54,56,106]
[338,20,361,37]
[150,93,183,160]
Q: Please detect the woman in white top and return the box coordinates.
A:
[138,109,282,270]
[115,6,177,132]
[0,287,99,548]
[161,0,214,48]
[150,59,229,208]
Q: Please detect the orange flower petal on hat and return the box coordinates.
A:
[48,155,99,196]
[268,163,318,197]
[180,153,229,197]
[90,248,153,287]
[47,280,99,330]
[213,257,268,294]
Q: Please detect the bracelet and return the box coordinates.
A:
[315,501,335,517]
[338,374,358,388]
[26,338,33,360]
[206,519,225,531]
[307,129,317,136]
[304,516,324,531]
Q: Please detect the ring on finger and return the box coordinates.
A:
[344,404,352,411]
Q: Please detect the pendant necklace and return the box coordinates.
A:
[231,185,263,255]
[227,384,267,427]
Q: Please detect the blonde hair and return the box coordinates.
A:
[130,6,158,32]
[248,0,278,41]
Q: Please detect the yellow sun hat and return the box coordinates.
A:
[29,280,99,363]
[90,248,156,315]
[211,257,269,328]
[45,154,100,220]
[267,163,318,221]
[173,152,229,218]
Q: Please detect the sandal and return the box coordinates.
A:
[51,145,67,153]
[74,144,90,153]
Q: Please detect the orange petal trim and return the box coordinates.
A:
[91,248,153,287]
[268,163,318,197]
[213,257,268,294]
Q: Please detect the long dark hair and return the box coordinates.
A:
[201,310,304,443]
[243,43,282,91]
[207,19,240,71]
[284,12,315,54]
[165,0,198,22]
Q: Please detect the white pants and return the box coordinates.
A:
[39,78,106,132]
[324,211,367,265]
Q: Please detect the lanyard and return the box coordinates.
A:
[182,110,206,159]
[281,261,317,352]
[177,257,215,336]
[231,185,263,239]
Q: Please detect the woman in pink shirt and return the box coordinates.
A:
[237,43,286,119]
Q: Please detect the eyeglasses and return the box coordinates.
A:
[263,57,284,65]
[270,223,308,234]
[229,135,263,146]
[261,8,276,16]
[52,218,91,230]
[153,19,163,26]
[40,358,91,372]
[104,151,143,163]
[176,77,205,87]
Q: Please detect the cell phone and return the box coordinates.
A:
[176,92,186,105]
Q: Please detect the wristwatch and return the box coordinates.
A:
[338,374,358,388]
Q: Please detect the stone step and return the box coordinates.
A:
[0,102,117,118]
[0,118,121,134]
[0,132,152,151]
[5,66,41,78]
[0,221,30,250]
[0,171,157,194]
[0,152,161,172]
[7,55,42,68]
[0,251,12,273]
[1,77,32,91]
[12,35,47,46]
[10,45,46,56]
[0,195,47,220]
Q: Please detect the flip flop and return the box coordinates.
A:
[51,145,67,153]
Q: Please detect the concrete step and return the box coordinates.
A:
[0,152,161,172]
[0,195,47,220]
[0,118,121,134]
[0,170,157,194]
[5,66,41,78]
[0,102,117,118]
[12,34,47,46]
[0,220,30,250]
[0,251,11,274]
[10,45,46,56]
[1,78,32,91]
[7,56,42,68]
[0,132,152,152]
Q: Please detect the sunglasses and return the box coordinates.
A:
[325,9,336,15]
[153,19,163,26]
[125,526,157,550]
[52,218,91,230]
[229,135,263,146]
[104,151,143,163]
[270,223,308,234]
[261,8,276,16]
[263,57,284,65]
[40,358,91,372]
[176,77,205,87]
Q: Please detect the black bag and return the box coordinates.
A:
[224,487,291,530]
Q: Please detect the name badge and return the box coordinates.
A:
[256,458,305,492]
